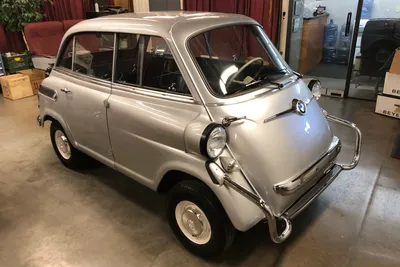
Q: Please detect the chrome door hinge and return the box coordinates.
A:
[104,99,110,108]
[108,149,113,156]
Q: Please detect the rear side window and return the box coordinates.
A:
[73,33,115,80]
[57,37,73,69]
[115,33,139,84]
[115,34,191,96]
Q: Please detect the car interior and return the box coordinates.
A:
[65,33,190,96]
[189,30,284,96]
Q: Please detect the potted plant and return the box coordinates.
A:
[0,0,53,71]
[0,0,52,32]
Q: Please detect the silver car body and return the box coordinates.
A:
[38,12,362,241]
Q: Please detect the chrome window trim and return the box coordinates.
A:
[112,82,197,104]
[113,33,194,102]
[111,33,117,84]
[71,36,76,70]
[137,35,145,86]
[55,35,75,70]
[54,67,112,87]
[184,23,293,101]
[184,22,256,101]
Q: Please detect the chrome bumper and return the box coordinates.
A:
[211,113,362,244]
[274,136,341,196]
[326,114,362,170]
[37,115,43,127]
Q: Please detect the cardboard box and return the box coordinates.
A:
[383,72,400,98]
[17,69,45,95]
[326,88,344,98]
[0,74,33,100]
[375,94,400,120]
[382,49,400,98]
[390,49,400,75]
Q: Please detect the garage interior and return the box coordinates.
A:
[1,0,400,266]
[1,96,399,266]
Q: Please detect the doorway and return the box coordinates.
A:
[281,0,400,100]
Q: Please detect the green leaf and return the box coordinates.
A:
[0,0,49,32]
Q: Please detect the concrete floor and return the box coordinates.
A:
[0,95,399,267]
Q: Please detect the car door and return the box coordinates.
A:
[107,34,202,188]
[57,32,115,164]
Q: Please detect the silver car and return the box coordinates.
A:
[37,12,362,258]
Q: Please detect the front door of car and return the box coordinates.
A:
[56,32,115,163]
[107,34,200,187]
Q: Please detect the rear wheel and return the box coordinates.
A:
[167,180,236,258]
[50,121,92,169]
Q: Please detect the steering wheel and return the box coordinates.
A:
[225,57,264,90]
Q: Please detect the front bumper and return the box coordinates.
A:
[37,115,43,127]
[273,136,341,196]
[209,113,362,243]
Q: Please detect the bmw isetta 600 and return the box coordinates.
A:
[37,12,362,258]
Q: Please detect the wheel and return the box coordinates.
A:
[375,47,393,64]
[50,121,91,169]
[167,180,236,258]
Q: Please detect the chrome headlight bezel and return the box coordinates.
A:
[200,123,227,159]
[308,79,322,100]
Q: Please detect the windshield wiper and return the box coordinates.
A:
[225,69,287,96]
[222,116,247,127]
[249,71,287,89]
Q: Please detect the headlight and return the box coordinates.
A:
[200,124,227,159]
[308,79,322,100]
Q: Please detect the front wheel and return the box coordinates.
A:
[50,121,92,169]
[167,180,236,258]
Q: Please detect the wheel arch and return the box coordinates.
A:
[365,39,398,55]
[41,110,77,146]
[43,114,56,123]
[154,161,265,232]
[157,170,199,194]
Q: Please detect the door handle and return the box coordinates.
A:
[345,12,352,36]
[61,87,71,94]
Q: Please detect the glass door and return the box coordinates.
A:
[283,0,360,95]
[346,1,400,100]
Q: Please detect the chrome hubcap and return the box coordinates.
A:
[175,201,211,245]
[55,130,71,160]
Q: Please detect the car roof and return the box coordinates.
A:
[65,11,258,39]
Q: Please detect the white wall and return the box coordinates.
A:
[132,0,150,12]
[303,0,400,28]
[371,0,400,19]
[303,0,357,29]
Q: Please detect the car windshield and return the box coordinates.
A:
[188,25,291,97]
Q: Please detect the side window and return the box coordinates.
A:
[141,36,190,96]
[57,37,74,69]
[115,33,139,85]
[73,33,114,80]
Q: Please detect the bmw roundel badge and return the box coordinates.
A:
[295,100,307,115]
